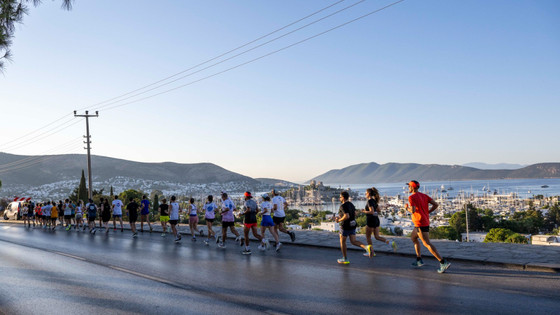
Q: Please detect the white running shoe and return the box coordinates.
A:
[275,242,283,252]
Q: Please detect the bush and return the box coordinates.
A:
[505,233,528,244]
[430,226,459,241]
[379,227,394,235]
[484,228,515,243]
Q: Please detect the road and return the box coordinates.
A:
[0,223,558,314]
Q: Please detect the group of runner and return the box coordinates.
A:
[16,180,450,272]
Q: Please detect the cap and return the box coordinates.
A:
[407,180,420,189]
[262,193,269,199]
[244,191,252,198]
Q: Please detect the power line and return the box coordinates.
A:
[0,113,72,148]
[1,118,82,152]
[84,0,348,111]
[0,137,82,170]
[94,0,368,112]
[0,141,82,174]
[101,0,406,112]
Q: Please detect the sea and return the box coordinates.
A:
[295,178,560,212]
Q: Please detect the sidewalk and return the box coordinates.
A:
[4,220,560,273]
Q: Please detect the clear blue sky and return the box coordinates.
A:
[1,0,559,182]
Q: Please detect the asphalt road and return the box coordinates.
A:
[0,223,558,315]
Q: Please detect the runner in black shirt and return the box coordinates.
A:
[126,198,139,238]
[335,191,371,264]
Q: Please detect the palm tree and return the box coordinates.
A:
[0,0,72,71]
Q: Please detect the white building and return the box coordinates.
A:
[314,222,340,232]
[461,232,488,242]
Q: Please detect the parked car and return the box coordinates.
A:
[3,201,22,220]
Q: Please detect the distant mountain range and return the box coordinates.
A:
[310,162,560,184]
[462,162,527,170]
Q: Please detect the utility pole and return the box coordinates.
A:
[465,203,469,242]
[74,110,99,200]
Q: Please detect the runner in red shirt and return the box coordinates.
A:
[406,180,451,273]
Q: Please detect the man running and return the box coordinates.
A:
[218,192,242,248]
[86,199,97,234]
[111,195,124,232]
[406,180,451,273]
[126,197,139,238]
[240,192,265,255]
[159,198,170,237]
[271,189,296,242]
[169,196,182,243]
[335,191,371,264]
[140,195,153,233]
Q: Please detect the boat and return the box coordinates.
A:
[541,185,549,188]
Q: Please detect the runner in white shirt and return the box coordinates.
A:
[75,200,85,231]
[218,192,242,248]
[169,196,182,242]
[188,198,201,241]
[202,195,217,245]
[111,195,124,232]
[272,189,296,242]
[260,194,281,251]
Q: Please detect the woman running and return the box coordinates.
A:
[218,192,242,249]
[140,195,153,233]
[51,201,59,231]
[169,196,181,243]
[188,198,201,241]
[241,191,265,255]
[260,193,280,251]
[86,199,98,234]
[101,198,112,234]
[362,187,397,256]
[75,200,85,231]
[202,195,217,245]
[159,198,170,237]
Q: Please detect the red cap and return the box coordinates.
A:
[244,191,252,198]
[407,180,420,189]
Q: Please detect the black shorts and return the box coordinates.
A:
[169,220,178,225]
[88,217,96,223]
[222,221,235,228]
[416,226,430,233]
[71,214,75,218]
[273,216,285,225]
[366,216,380,228]
[129,214,138,223]
[64,215,72,220]
[205,218,215,223]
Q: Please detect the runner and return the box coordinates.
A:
[140,195,153,233]
[64,199,73,231]
[50,201,58,231]
[159,198,170,237]
[28,200,35,228]
[361,187,397,256]
[406,180,451,273]
[260,193,280,251]
[75,200,85,231]
[22,203,30,227]
[271,189,296,243]
[101,198,111,234]
[126,197,139,238]
[188,198,202,241]
[34,203,41,228]
[69,199,76,228]
[335,191,371,264]
[202,195,217,245]
[169,196,182,243]
[58,200,64,227]
[111,195,124,232]
[85,198,97,234]
[218,192,242,248]
[240,191,265,255]
[42,201,51,229]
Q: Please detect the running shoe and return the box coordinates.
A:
[204,240,209,246]
[242,248,252,255]
[438,260,451,274]
[133,232,138,238]
[92,228,96,235]
[174,238,181,243]
[192,237,196,242]
[200,230,204,237]
[218,242,226,249]
[258,244,266,251]
[82,226,86,231]
[121,228,124,232]
[65,225,71,231]
[150,227,153,233]
[216,236,221,244]
[337,258,350,264]
[275,242,283,252]
[161,233,167,237]
[412,259,425,267]
[391,240,398,252]
[289,231,296,242]
[236,236,244,246]
[264,238,270,250]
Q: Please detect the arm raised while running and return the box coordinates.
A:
[428,199,439,213]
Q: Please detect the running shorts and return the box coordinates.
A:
[189,216,198,224]
[244,223,258,229]
[160,216,170,222]
[169,219,178,225]
[366,216,380,228]
[129,214,138,223]
[416,226,430,233]
[273,216,285,225]
[341,229,356,237]
[205,218,215,223]
[261,215,274,227]
[64,215,72,220]
[88,216,96,222]
[222,221,235,228]
[113,214,122,218]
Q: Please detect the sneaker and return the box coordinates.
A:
[192,237,196,242]
[200,230,204,237]
[391,240,398,252]
[216,236,221,244]
[242,248,252,255]
[337,258,350,264]
[412,259,425,267]
[363,245,376,258]
[204,240,209,246]
[174,237,181,243]
[275,242,283,252]
[132,233,138,238]
[92,228,96,235]
[218,242,225,249]
[258,244,266,251]
[438,260,451,274]
[367,245,374,258]
[289,231,296,242]
[161,233,167,237]
[121,228,124,232]
[65,225,71,231]
[150,227,153,233]
[236,236,244,246]
[177,235,182,241]
[264,238,270,250]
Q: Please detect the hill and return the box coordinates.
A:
[310,162,560,184]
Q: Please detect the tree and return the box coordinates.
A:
[484,228,515,243]
[430,226,459,241]
[449,204,481,235]
[119,189,144,204]
[77,169,87,203]
[0,0,73,71]
[505,233,528,244]
[110,185,114,197]
[545,203,560,231]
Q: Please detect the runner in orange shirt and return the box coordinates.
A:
[406,180,451,273]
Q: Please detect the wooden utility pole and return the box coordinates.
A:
[74,110,99,200]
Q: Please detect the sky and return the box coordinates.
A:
[0,0,559,183]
